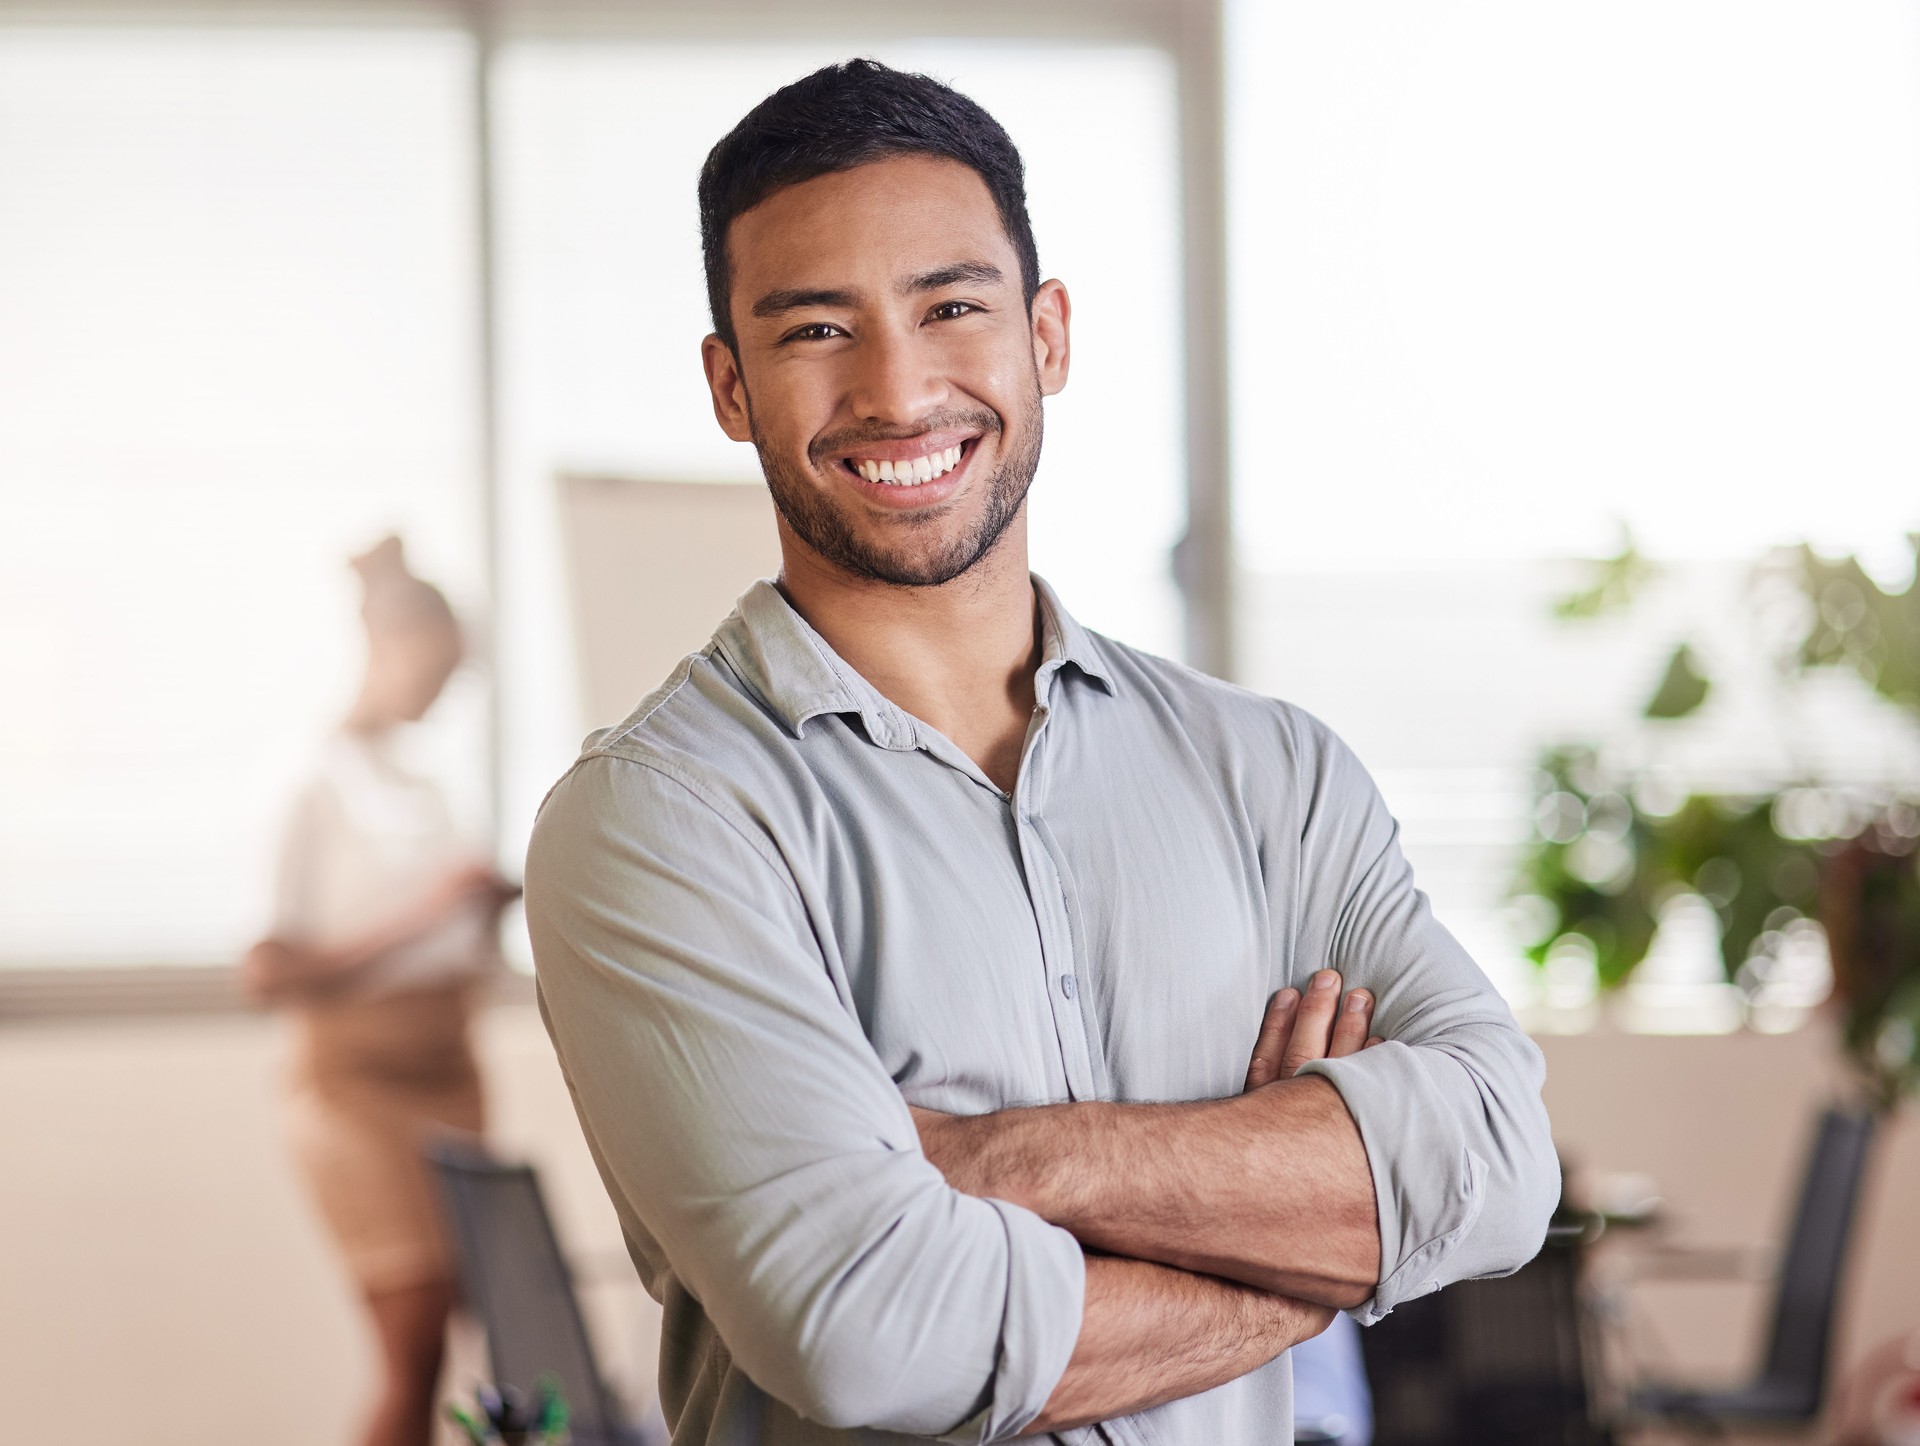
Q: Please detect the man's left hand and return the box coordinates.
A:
[1243,969,1383,1091]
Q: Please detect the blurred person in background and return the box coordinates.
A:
[245,536,516,1446]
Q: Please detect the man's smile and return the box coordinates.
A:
[828,430,982,496]
[848,443,963,487]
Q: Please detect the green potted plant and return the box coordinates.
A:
[1515,539,1920,1109]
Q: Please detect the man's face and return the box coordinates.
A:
[702,154,1071,588]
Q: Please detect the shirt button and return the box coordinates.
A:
[1059,974,1077,1000]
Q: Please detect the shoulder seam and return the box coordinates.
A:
[564,749,806,910]
[590,647,713,753]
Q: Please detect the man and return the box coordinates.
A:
[527,59,1558,1445]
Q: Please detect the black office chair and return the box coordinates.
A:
[428,1140,656,1446]
[1626,1105,1877,1435]
[1361,1224,1613,1446]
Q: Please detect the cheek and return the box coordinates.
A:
[752,358,843,447]
[938,332,1038,414]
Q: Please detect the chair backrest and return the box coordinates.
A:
[1756,1106,1877,1411]
[428,1140,628,1441]
[1360,1233,1610,1446]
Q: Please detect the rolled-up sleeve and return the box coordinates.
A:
[1286,720,1560,1326]
[525,752,1085,1439]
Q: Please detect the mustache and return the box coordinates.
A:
[809,407,1001,463]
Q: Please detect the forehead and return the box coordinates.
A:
[726,154,1015,302]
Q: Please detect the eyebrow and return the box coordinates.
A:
[751,286,857,319]
[904,260,1004,294]
[749,260,1006,320]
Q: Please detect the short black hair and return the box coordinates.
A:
[698,58,1041,351]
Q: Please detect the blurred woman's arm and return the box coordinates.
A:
[242,862,517,1002]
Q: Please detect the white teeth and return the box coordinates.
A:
[851,441,967,486]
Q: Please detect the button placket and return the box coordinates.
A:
[1010,713,1096,1101]
[1013,814,1096,1101]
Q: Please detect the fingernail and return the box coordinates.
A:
[1347,991,1371,1012]
[1313,970,1338,990]
[1275,988,1300,1008]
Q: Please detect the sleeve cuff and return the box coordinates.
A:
[941,1199,1085,1444]
[1297,1042,1487,1325]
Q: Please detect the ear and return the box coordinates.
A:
[1029,279,1071,397]
[701,334,754,442]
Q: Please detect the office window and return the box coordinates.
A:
[1228,0,1920,1010]
[0,25,483,965]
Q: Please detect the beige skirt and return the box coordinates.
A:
[286,984,485,1295]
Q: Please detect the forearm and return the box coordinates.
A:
[1025,1254,1332,1435]
[246,891,467,1000]
[920,1077,1379,1308]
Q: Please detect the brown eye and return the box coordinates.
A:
[929,301,976,321]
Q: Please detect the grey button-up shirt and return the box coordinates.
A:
[527,578,1557,1446]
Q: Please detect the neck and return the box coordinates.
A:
[776,514,1042,792]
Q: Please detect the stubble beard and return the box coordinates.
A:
[749,388,1043,589]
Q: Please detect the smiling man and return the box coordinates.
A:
[526,59,1558,1446]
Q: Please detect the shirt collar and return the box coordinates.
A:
[714,574,1114,748]
[1031,574,1116,703]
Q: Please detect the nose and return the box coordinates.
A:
[844,319,945,426]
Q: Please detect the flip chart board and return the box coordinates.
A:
[558,474,781,729]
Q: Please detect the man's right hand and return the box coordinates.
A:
[1244,970,1383,1091]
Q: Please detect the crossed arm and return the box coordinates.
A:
[530,752,1560,1440]
[936,969,1388,1435]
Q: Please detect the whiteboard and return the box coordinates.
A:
[558,474,782,729]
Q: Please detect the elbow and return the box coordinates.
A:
[1514,1078,1563,1255]
[1483,1108,1563,1276]
[782,1337,888,1433]
[751,1306,980,1436]
[1519,1130,1563,1258]
[777,1336,967,1436]
[1464,1035,1562,1273]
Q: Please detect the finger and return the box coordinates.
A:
[1245,988,1300,1090]
[1328,988,1373,1057]
[1281,969,1343,1078]
[1365,1035,1385,1049]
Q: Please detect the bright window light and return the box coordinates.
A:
[0,27,482,965]
[1230,0,1920,573]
